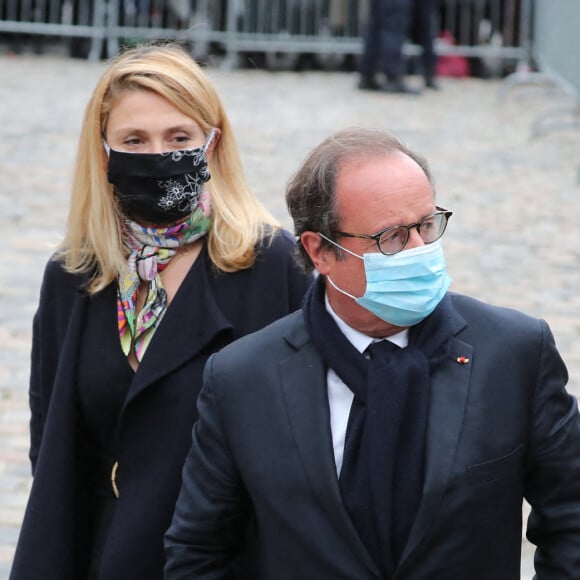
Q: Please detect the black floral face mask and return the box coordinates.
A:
[106,129,216,225]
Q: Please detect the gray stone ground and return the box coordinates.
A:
[1,49,579,579]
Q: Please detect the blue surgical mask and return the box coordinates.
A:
[320,234,451,326]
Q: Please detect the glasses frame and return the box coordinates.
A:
[334,206,452,256]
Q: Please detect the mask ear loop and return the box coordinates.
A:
[326,274,360,301]
[318,232,364,260]
[203,128,219,152]
[103,141,111,157]
[317,233,363,301]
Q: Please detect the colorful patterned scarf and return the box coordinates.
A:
[117,189,211,361]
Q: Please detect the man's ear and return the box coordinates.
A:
[300,231,332,275]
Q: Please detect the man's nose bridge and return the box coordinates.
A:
[406,226,424,247]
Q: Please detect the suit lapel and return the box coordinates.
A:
[398,311,473,570]
[123,252,233,408]
[279,316,381,577]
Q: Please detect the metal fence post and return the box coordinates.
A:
[88,1,106,61]
[190,0,211,61]
[106,0,120,58]
[222,0,241,69]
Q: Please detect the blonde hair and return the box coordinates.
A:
[57,42,278,293]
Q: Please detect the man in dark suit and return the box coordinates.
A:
[165,127,580,579]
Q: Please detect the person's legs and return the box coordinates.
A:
[381,0,410,81]
[359,0,383,89]
[413,0,438,88]
[359,0,419,94]
[380,0,419,93]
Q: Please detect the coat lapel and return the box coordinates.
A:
[123,253,233,408]
[279,315,381,578]
[397,307,473,571]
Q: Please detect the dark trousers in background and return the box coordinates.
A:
[359,0,413,82]
[411,0,438,83]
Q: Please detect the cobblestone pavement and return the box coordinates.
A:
[1,51,579,579]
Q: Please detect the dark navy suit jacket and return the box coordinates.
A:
[166,293,580,579]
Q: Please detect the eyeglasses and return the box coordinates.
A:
[334,207,452,255]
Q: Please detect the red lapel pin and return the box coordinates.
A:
[456,356,470,364]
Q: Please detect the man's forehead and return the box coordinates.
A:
[335,154,434,229]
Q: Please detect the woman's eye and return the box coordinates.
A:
[174,135,192,144]
[124,137,142,146]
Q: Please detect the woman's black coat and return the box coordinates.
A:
[10,231,312,580]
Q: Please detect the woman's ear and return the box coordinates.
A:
[300,231,333,275]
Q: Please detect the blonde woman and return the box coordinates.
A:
[10,43,311,580]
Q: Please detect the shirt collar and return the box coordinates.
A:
[324,292,409,353]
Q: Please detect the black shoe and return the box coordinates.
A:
[358,76,381,91]
[425,77,440,90]
[381,80,421,95]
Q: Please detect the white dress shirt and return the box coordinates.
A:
[324,294,409,475]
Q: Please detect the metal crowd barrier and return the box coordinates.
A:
[0,0,533,70]
[500,0,579,143]
[533,0,579,96]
